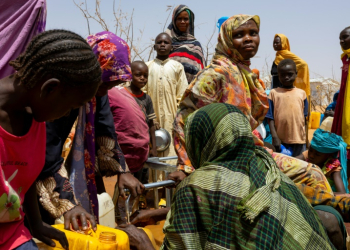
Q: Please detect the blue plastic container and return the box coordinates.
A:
[280,144,293,156]
[217,16,229,32]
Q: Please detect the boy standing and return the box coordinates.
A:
[266,58,308,157]
[145,33,187,166]
[124,61,157,158]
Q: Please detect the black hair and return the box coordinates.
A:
[131,60,148,70]
[277,58,297,72]
[10,29,101,89]
[341,26,350,33]
[155,32,172,43]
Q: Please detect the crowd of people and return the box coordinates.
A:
[1,1,350,249]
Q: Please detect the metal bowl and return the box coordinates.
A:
[155,128,171,152]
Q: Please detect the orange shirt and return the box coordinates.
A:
[266,87,308,144]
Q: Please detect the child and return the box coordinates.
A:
[124,61,157,158]
[0,29,102,249]
[266,58,308,157]
[296,128,348,193]
[144,32,187,167]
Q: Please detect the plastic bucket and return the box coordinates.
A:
[217,16,229,32]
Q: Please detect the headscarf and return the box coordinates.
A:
[0,0,46,79]
[311,128,348,193]
[68,32,132,221]
[166,5,205,83]
[87,31,132,83]
[332,47,350,151]
[252,68,266,89]
[326,90,339,111]
[162,103,333,249]
[274,34,310,96]
[173,14,269,173]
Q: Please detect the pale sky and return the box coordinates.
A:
[47,0,350,82]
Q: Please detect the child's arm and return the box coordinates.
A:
[295,154,306,160]
[332,171,346,193]
[268,119,281,152]
[23,183,69,249]
[149,119,158,157]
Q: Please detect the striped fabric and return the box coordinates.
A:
[161,103,334,250]
[166,5,205,84]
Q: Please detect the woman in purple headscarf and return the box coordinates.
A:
[36,31,144,230]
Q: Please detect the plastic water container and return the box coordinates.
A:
[35,224,157,250]
[320,117,334,132]
[310,112,321,129]
[217,16,229,32]
[280,144,293,156]
[98,192,115,228]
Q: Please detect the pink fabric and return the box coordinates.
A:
[0,0,46,79]
[0,119,46,250]
[108,87,149,172]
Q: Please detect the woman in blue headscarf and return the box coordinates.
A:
[297,128,348,193]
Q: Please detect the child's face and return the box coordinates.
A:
[340,28,350,50]
[308,146,334,167]
[31,78,99,122]
[154,34,172,56]
[131,64,148,89]
[273,36,282,51]
[175,11,190,33]
[231,20,260,60]
[278,64,297,88]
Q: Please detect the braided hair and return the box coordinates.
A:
[10,29,101,89]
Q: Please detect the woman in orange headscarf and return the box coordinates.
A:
[271,34,310,96]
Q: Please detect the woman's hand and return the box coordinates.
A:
[64,205,97,231]
[167,171,186,186]
[272,136,281,152]
[117,224,155,250]
[32,222,69,249]
[130,209,170,226]
[119,173,145,198]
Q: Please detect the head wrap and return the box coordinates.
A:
[87,31,132,83]
[166,5,205,83]
[273,34,310,96]
[326,90,339,111]
[311,128,348,192]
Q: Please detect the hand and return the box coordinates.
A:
[324,110,335,117]
[32,222,69,249]
[130,210,156,226]
[64,205,97,232]
[149,147,158,157]
[117,224,155,250]
[119,172,145,199]
[167,171,186,187]
[154,122,160,130]
[272,136,281,152]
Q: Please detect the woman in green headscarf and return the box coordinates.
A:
[162,103,333,249]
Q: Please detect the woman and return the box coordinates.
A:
[166,5,205,83]
[271,34,310,96]
[172,14,268,176]
[331,26,350,172]
[120,103,335,250]
[36,31,144,229]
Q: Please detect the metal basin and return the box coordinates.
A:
[155,128,171,152]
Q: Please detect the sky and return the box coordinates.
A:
[47,0,350,82]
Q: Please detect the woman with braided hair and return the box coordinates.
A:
[0,29,101,250]
[37,31,144,228]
